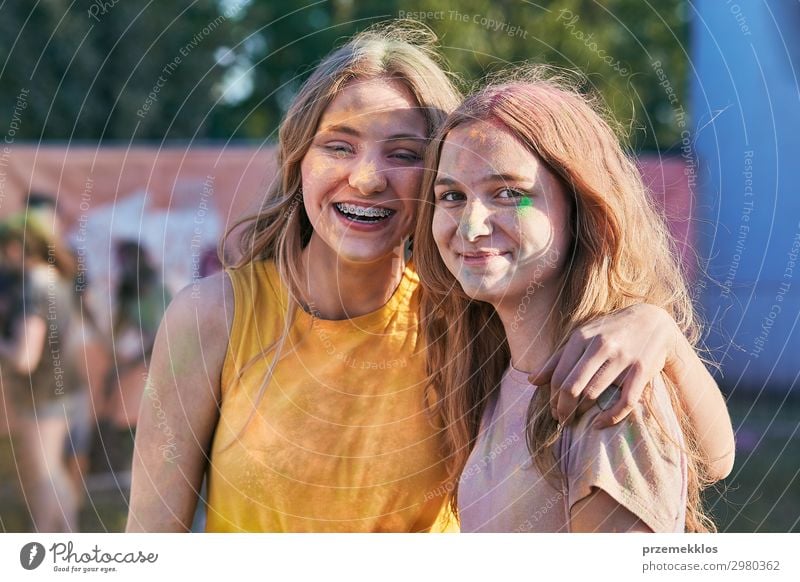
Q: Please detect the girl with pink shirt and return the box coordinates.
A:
[416,67,734,532]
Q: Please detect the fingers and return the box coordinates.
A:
[575,359,626,418]
[543,339,584,423]
[576,397,596,416]
[529,347,563,387]
[533,346,566,423]
[549,383,559,423]
[595,384,622,412]
[539,335,615,423]
[555,347,628,423]
[593,364,649,428]
[535,316,665,425]
[548,339,586,393]
[583,359,625,402]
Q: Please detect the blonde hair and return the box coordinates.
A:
[218,21,462,437]
[415,65,715,532]
[0,211,75,279]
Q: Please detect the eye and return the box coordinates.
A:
[497,187,527,199]
[324,143,354,158]
[390,150,422,162]
[437,191,466,202]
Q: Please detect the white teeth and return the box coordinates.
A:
[335,203,393,218]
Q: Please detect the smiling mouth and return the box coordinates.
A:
[458,251,511,264]
[460,251,509,258]
[334,202,396,223]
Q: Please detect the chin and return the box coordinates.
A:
[334,242,401,265]
[454,277,507,304]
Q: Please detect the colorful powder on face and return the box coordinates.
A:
[516,196,534,215]
[467,125,489,145]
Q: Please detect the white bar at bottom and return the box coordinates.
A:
[0,533,797,581]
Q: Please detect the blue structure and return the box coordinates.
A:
[692,1,800,393]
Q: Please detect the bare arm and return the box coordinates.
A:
[570,488,652,533]
[664,332,735,481]
[0,315,47,374]
[126,271,233,532]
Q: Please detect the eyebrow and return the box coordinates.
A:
[434,173,532,187]
[320,124,361,137]
[384,134,427,142]
[319,124,426,141]
[483,172,532,184]
[434,176,458,187]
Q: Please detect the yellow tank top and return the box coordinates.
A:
[205,259,455,532]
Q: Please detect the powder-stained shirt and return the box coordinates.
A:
[458,366,686,532]
[206,259,455,532]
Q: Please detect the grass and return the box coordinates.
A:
[706,394,800,532]
[0,425,134,533]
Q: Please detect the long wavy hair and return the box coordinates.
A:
[415,66,715,532]
[218,21,462,436]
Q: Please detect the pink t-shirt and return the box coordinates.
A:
[457,366,687,532]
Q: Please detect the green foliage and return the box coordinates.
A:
[0,0,689,150]
[0,0,234,142]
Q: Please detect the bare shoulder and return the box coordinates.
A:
[152,270,235,402]
[166,271,234,350]
[173,270,234,326]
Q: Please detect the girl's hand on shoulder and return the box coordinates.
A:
[529,304,680,428]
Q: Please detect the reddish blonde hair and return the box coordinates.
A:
[415,66,714,532]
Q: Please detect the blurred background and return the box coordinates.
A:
[0,0,797,532]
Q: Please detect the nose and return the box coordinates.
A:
[348,152,388,196]
[458,199,492,242]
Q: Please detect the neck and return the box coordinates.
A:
[299,236,406,320]
[492,285,561,375]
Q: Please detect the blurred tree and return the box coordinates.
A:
[0,0,689,151]
[0,0,235,142]
[419,0,691,151]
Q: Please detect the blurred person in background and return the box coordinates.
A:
[25,192,103,506]
[25,193,77,278]
[102,240,170,440]
[199,245,222,278]
[0,212,84,531]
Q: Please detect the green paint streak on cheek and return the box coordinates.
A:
[516,197,534,216]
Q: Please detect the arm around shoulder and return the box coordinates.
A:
[126,271,234,532]
[665,333,735,481]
